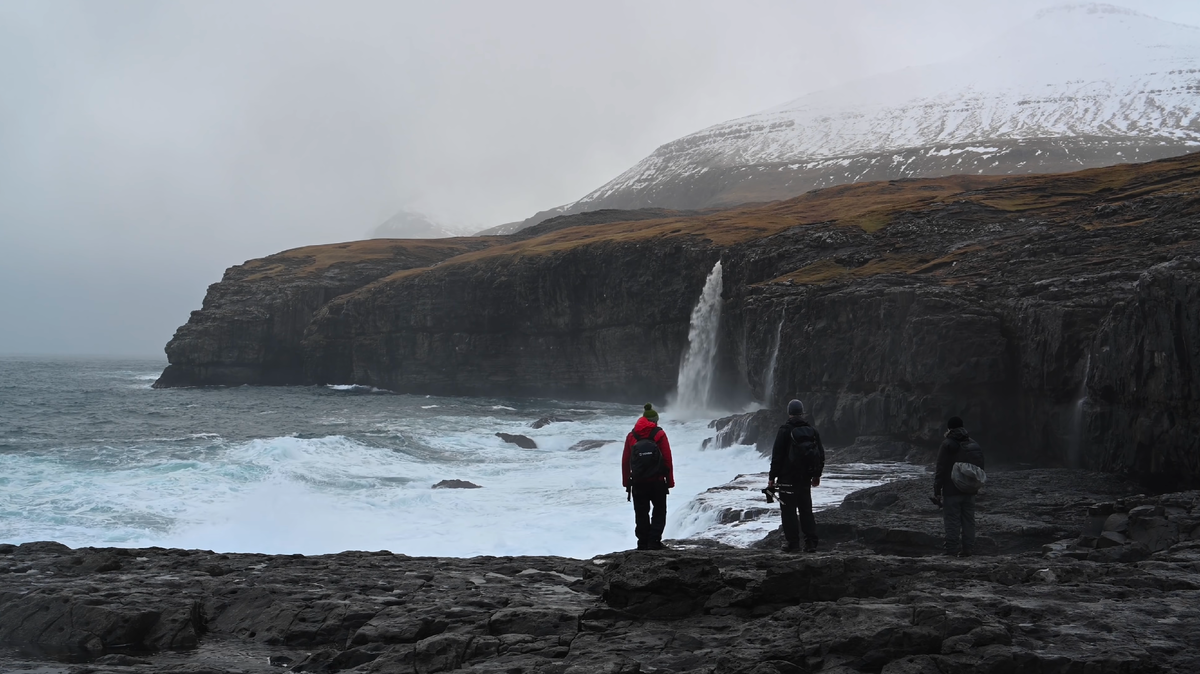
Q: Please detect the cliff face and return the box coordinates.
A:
[718,158,1200,476]
[1088,260,1200,489]
[158,154,1200,485]
[155,239,495,387]
[301,239,718,401]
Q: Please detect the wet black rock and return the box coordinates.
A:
[706,409,779,453]
[569,440,616,452]
[531,416,574,429]
[431,480,482,489]
[827,436,937,465]
[495,433,537,449]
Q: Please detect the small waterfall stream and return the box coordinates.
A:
[1068,354,1092,468]
[762,312,785,406]
[672,261,724,414]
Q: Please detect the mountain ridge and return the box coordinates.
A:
[488,3,1200,235]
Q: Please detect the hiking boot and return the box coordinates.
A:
[957,550,973,558]
[943,550,960,557]
[651,541,669,551]
[780,541,800,553]
[803,542,818,553]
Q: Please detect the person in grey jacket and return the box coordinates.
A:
[933,416,985,557]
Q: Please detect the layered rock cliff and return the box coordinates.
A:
[155,239,495,387]
[158,154,1200,486]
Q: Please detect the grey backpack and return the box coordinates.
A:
[950,439,987,493]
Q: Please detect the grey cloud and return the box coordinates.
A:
[2,0,1198,355]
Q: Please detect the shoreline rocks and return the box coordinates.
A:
[5,469,1200,672]
[431,480,482,489]
[496,433,538,449]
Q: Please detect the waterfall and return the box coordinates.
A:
[762,312,785,407]
[1068,354,1091,468]
[672,261,724,414]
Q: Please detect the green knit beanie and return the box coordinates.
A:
[642,403,659,422]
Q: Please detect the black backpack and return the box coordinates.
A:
[629,428,665,482]
[787,424,824,476]
[957,439,985,468]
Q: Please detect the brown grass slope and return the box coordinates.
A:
[288,151,1200,298]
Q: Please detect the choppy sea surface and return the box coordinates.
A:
[0,357,921,558]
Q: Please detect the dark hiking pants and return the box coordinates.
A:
[943,493,976,553]
[778,483,818,546]
[632,482,668,548]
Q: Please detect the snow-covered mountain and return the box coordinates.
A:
[494,4,1200,234]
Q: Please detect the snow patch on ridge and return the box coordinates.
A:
[566,5,1200,210]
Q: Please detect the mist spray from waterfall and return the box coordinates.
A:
[671,261,724,415]
[762,311,785,407]
[1068,354,1091,469]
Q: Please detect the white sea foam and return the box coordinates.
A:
[326,384,390,393]
[0,358,922,558]
[0,411,773,557]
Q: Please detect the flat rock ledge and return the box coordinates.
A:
[4,479,1200,673]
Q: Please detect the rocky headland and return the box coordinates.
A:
[4,469,1200,673]
[157,154,1200,488]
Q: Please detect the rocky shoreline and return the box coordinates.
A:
[5,468,1200,673]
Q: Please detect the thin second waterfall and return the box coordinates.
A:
[673,261,724,413]
[762,311,784,406]
[1068,354,1092,468]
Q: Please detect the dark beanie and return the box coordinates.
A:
[947,416,964,429]
[643,403,659,422]
[787,399,805,416]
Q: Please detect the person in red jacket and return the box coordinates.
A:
[621,403,675,550]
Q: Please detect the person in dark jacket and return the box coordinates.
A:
[621,403,675,550]
[933,416,985,556]
[768,399,825,552]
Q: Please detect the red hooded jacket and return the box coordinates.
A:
[622,416,674,488]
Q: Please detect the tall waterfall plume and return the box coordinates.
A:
[671,261,724,415]
[762,312,785,407]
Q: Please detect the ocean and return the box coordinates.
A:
[0,357,921,558]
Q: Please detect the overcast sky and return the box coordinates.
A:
[2,0,1200,357]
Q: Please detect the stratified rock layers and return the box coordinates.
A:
[156,239,495,387]
[158,155,1200,486]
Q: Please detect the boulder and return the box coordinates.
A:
[1102,513,1129,533]
[1128,515,1179,552]
[496,433,537,449]
[532,416,573,429]
[431,480,482,489]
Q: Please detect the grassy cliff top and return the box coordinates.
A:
[231,152,1200,287]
